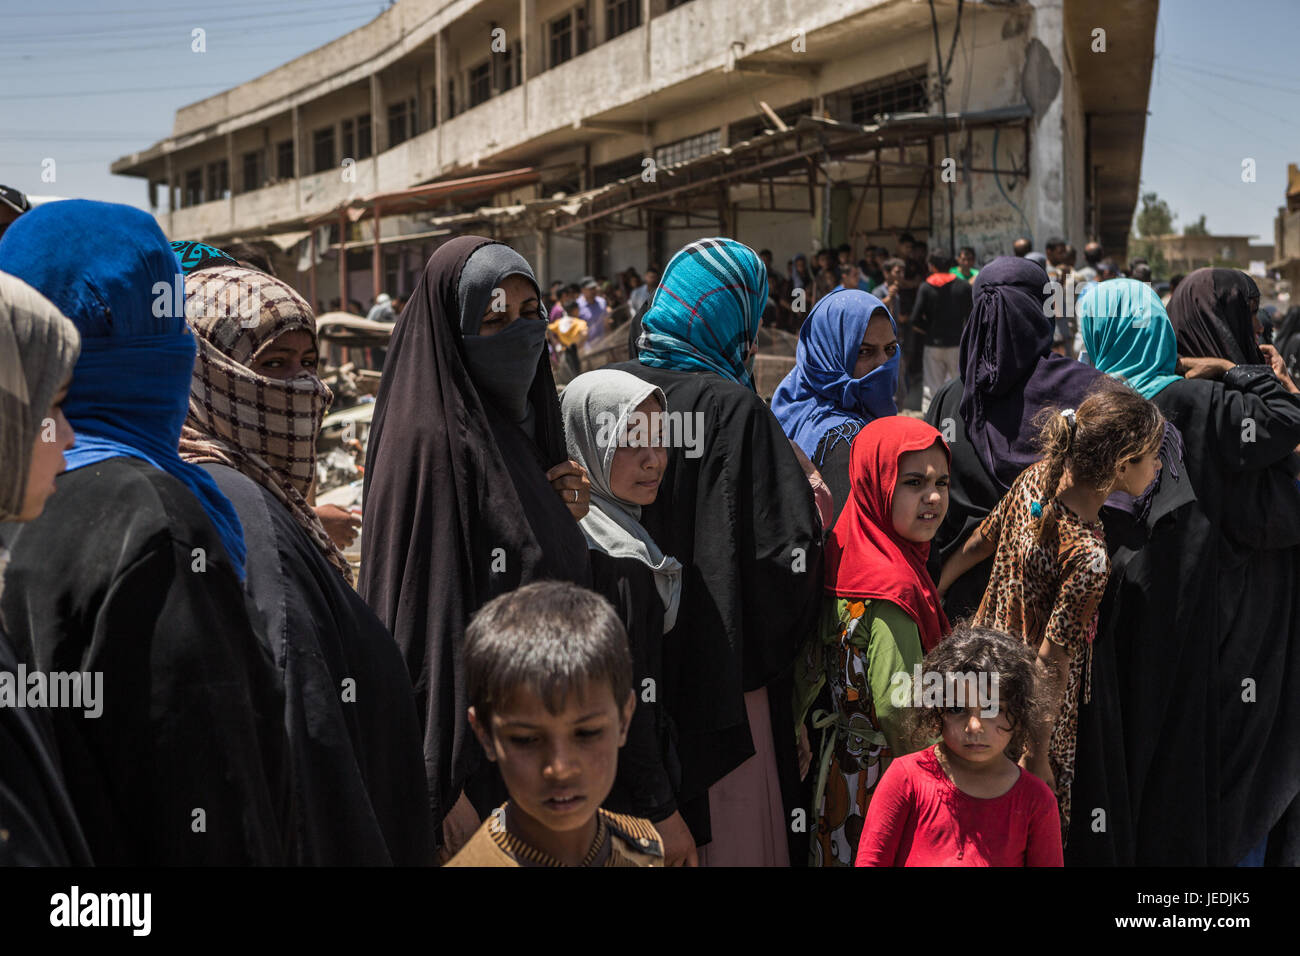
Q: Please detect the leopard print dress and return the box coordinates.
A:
[972,459,1110,842]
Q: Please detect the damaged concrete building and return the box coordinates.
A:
[111,0,1158,308]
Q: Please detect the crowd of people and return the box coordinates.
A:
[1,198,1298,868]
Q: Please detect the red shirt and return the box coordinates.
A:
[855,747,1063,867]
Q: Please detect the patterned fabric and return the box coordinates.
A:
[0,271,80,521]
[171,239,238,275]
[972,459,1111,841]
[178,265,351,583]
[446,804,664,867]
[771,289,899,462]
[796,596,925,867]
[0,199,247,579]
[1078,279,1182,399]
[636,237,768,389]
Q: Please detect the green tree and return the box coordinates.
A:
[1134,191,1175,237]
[1183,214,1209,236]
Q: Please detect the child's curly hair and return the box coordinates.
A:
[906,623,1050,757]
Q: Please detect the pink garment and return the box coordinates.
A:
[695,688,791,867]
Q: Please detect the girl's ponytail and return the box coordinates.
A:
[1034,409,1073,544]
[1031,379,1165,543]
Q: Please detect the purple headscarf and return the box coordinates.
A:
[958,256,1102,492]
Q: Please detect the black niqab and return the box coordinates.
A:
[359,236,591,841]
[1167,268,1264,366]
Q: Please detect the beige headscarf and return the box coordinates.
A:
[0,270,80,522]
[178,265,351,583]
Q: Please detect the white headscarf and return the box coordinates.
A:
[560,369,682,632]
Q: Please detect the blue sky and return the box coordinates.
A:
[1,0,1296,241]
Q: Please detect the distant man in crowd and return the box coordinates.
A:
[1013,237,1032,257]
[1045,237,1068,268]
[550,282,580,320]
[627,264,660,314]
[578,276,608,344]
[911,251,973,413]
[951,246,979,281]
[833,262,871,293]
[367,293,397,323]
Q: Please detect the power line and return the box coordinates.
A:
[0,2,379,43]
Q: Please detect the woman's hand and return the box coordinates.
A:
[314,503,361,549]
[547,459,591,520]
[1260,344,1300,393]
[1177,355,1233,380]
[655,811,699,867]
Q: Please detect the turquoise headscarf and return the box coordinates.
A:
[1079,278,1182,399]
[636,237,768,390]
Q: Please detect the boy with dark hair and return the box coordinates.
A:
[448,581,665,867]
[951,246,978,281]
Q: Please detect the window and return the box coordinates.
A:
[276,139,295,180]
[835,66,929,126]
[593,153,645,187]
[550,13,572,67]
[606,0,640,39]
[356,114,372,159]
[429,86,438,128]
[654,129,721,167]
[447,78,456,119]
[495,42,521,93]
[183,168,202,207]
[205,160,228,202]
[341,119,355,161]
[387,99,415,146]
[241,150,264,193]
[468,61,492,108]
[312,126,335,174]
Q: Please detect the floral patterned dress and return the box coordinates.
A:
[972,459,1110,842]
[795,596,926,866]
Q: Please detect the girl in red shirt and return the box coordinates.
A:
[855,625,1063,866]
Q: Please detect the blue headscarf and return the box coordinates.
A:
[1079,278,1182,400]
[771,289,898,462]
[636,237,768,389]
[0,200,247,579]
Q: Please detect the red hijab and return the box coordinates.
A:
[824,416,951,651]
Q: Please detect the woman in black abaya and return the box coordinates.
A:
[359,236,592,854]
[1080,276,1300,865]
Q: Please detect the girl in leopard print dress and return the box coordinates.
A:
[937,378,1165,842]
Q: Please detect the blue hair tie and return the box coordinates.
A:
[1030,501,1044,518]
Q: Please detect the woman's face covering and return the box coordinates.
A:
[479,274,543,338]
[250,328,319,380]
[854,311,899,379]
[21,380,75,521]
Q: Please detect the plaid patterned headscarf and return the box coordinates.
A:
[636,237,768,390]
[179,265,351,583]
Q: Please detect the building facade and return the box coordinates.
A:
[112,0,1158,310]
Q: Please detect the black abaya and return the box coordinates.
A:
[0,457,289,865]
[359,236,590,842]
[589,551,679,823]
[205,463,432,865]
[0,623,92,866]
[609,360,823,858]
